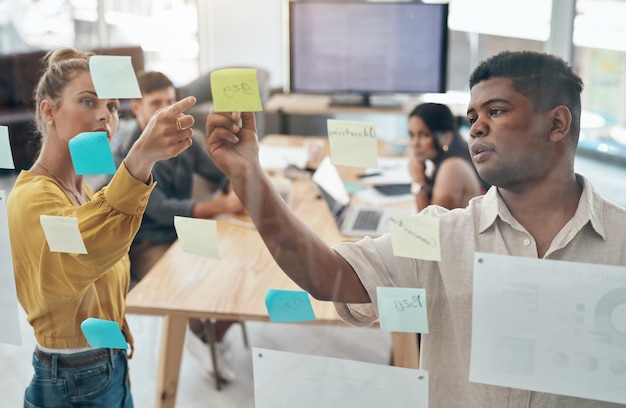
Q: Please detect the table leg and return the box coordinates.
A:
[155,314,187,408]
[391,332,420,369]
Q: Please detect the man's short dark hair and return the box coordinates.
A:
[469,51,584,139]
[136,71,174,96]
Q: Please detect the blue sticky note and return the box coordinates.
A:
[265,289,316,323]
[89,55,141,99]
[68,132,116,175]
[376,287,428,333]
[80,318,128,349]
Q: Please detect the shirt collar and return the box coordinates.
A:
[478,174,606,241]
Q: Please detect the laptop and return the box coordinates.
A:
[313,157,412,237]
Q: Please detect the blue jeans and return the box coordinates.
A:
[24,349,133,408]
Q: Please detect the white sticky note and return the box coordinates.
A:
[174,216,220,259]
[0,126,15,169]
[39,215,87,254]
[327,119,378,168]
[471,252,626,405]
[89,55,141,99]
[0,190,22,346]
[389,215,441,261]
[377,287,428,333]
[253,347,428,407]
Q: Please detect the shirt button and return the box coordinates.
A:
[523,238,531,246]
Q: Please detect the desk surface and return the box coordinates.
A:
[126,135,357,324]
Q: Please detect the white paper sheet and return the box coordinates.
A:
[0,190,22,345]
[253,347,428,407]
[258,145,308,171]
[471,252,626,404]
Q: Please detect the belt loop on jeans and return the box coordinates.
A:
[51,354,58,383]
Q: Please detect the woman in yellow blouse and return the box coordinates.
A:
[7,47,196,407]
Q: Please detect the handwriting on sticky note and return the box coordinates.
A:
[210,68,263,112]
[327,119,378,168]
[68,132,116,175]
[0,126,15,169]
[265,289,316,322]
[40,215,88,254]
[174,216,220,259]
[81,318,128,349]
[389,215,441,261]
[377,287,428,333]
[89,55,141,99]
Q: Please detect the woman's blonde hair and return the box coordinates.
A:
[34,47,93,137]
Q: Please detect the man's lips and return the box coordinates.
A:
[471,143,493,162]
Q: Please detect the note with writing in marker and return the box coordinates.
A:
[40,215,88,254]
[81,318,128,349]
[265,289,316,322]
[210,68,263,112]
[389,215,441,261]
[68,132,116,175]
[327,119,378,168]
[0,190,22,346]
[377,287,428,333]
[174,216,220,259]
[0,126,15,169]
[89,55,141,99]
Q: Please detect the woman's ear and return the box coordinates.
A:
[549,105,572,143]
[40,99,54,122]
[438,131,454,149]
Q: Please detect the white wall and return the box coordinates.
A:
[199,0,284,89]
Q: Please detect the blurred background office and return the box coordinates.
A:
[1,0,626,406]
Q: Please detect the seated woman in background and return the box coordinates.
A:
[407,102,489,211]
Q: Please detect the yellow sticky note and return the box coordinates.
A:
[389,215,441,261]
[173,216,220,259]
[210,68,263,112]
[327,119,378,168]
[40,215,88,254]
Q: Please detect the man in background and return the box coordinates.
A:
[115,71,244,382]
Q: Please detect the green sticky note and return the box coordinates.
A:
[389,215,441,261]
[0,126,15,169]
[89,55,141,99]
[210,68,263,112]
[81,318,128,349]
[265,289,316,323]
[327,119,378,168]
[377,287,428,333]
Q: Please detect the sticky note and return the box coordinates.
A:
[174,216,220,258]
[210,68,263,112]
[68,132,116,175]
[0,190,22,346]
[89,55,141,99]
[377,287,428,333]
[389,215,441,261]
[327,119,378,168]
[81,318,128,349]
[0,126,15,169]
[265,289,316,322]
[40,215,87,254]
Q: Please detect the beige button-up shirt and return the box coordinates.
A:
[334,175,626,408]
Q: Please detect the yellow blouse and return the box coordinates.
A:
[7,163,154,353]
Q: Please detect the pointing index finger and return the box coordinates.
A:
[165,96,197,117]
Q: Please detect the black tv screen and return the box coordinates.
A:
[288,1,449,101]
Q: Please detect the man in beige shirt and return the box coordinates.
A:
[204,51,626,407]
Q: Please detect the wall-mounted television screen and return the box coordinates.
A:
[286,1,449,106]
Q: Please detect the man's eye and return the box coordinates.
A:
[467,116,477,124]
[490,108,504,116]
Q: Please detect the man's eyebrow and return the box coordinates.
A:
[467,98,511,115]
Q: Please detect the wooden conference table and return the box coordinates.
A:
[125,134,419,408]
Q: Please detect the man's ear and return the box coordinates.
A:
[549,105,572,143]
[130,99,141,117]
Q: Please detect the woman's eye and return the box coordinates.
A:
[81,98,95,107]
[108,104,119,113]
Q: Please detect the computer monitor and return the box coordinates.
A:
[286,1,449,106]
